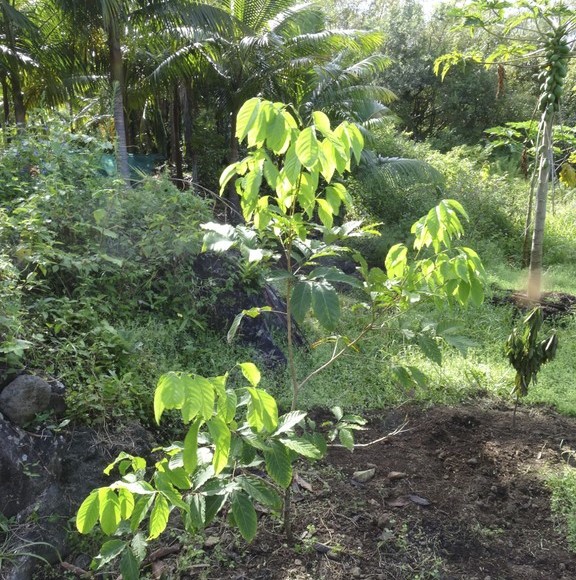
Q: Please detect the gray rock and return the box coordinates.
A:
[0,375,52,426]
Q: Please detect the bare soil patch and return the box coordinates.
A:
[160,402,576,580]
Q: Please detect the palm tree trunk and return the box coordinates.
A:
[227,111,242,222]
[182,80,198,183]
[107,25,131,183]
[2,6,26,127]
[527,109,553,301]
[171,83,184,188]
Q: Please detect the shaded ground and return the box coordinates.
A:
[173,402,574,580]
[50,402,576,580]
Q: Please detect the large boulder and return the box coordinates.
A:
[0,375,52,426]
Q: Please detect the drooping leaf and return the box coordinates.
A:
[291,281,312,323]
[310,280,340,330]
[231,492,258,542]
[148,494,169,540]
[99,489,121,536]
[295,126,319,169]
[246,387,278,433]
[207,416,231,475]
[119,548,140,580]
[264,442,292,488]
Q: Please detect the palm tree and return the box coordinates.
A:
[0,0,39,126]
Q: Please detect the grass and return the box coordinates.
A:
[547,467,576,552]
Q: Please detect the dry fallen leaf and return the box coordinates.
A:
[408,494,431,506]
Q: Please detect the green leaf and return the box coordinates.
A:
[308,266,362,288]
[338,428,354,451]
[283,143,301,185]
[266,112,290,154]
[295,127,319,169]
[417,334,442,366]
[231,492,258,542]
[94,539,126,570]
[120,548,140,580]
[310,280,340,330]
[316,198,334,229]
[99,489,121,536]
[312,111,331,135]
[130,496,154,532]
[386,244,408,278]
[227,311,245,343]
[207,416,231,475]
[237,475,283,511]
[291,281,312,323]
[76,490,100,534]
[148,494,169,540]
[187,494,206,530]
[219,163,239,194]
[118,488,135,520]
[239,362,261,387]
[264,442,292,488]
[130,533,147,563]
[236,98,261,142]
[331,406,343,421]
[182,375,215,422]
[154,372,186,424]
[279,437,323,459]
[247,387,278,433]
[470,276,484,307]
[275,411,307,436]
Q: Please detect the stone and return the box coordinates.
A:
[0,375,52,426]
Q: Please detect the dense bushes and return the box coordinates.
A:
[0,119,222,422]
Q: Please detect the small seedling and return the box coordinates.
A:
[505,307,558,427]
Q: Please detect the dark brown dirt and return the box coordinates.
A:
[491,290,576,319]
[163,402,576,580]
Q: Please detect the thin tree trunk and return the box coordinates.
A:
[171,83,184,188]
[108,25,131,183]
[227,112,242,222]
[182,80,198,183]
[1,73,10,127]
[527,110,553,301]
[3,7,26,127]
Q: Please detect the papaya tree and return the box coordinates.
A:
[435,0,575,300]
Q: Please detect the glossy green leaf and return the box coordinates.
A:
[417,334,442,366]
[275,411,307,436]
[231,492,258,542]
